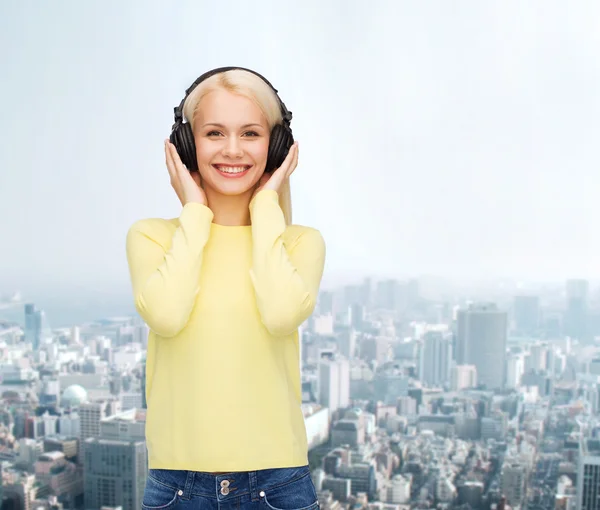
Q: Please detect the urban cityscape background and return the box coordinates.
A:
[1,277,600,509]
[2,1,600,510]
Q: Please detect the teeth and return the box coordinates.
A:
[215,166,249,174]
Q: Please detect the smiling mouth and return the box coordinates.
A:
[212,164,252,177]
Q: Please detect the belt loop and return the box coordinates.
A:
[249,470,259,501]
[183,471,195,499]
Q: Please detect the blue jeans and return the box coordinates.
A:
[141,464,320,509]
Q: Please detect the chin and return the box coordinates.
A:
[207,175,258,196]
[215,184,255,196]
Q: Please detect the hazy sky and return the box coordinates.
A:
[1,1,600,300]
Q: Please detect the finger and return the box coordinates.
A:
[282,141,297,168]
[270,141,297,180]
[278,142,298,180]
[168,142,188,175]
[287,142,299,178]
[165,140,177,181]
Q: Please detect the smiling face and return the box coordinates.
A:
[192,88,270,196]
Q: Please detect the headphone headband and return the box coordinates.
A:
[173,66,292,127]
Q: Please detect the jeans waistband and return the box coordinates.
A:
[148,464,311,503]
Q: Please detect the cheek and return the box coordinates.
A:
[251,139,270,161]
[194,141,211,161]
[193,142,213,180]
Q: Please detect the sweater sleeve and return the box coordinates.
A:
[248,189,326,337]
[125,202,214,338]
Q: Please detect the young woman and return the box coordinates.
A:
[126,67,325,509]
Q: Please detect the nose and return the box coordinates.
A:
[221,137,244,159]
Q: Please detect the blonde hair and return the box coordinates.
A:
[182,69,292,225]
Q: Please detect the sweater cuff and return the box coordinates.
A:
[180,201,214,223]
[249,189,279,211]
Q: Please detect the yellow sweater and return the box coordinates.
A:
[125,190,325,472]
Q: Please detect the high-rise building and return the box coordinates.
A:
[505,354,524,389]
[526,342,549,372]
[336,463,377,500]
[387,474,411,504]
[456,303,508,390]
[79,400,121,441]
[83,439,146,510]
[360,336,389,365]
[83,408,147,510]
[397,396,417,416]
[338,328,357,359]
[348,304,365,330]
[565,279,589,341]
[419,331,452,387]
[24,303,51,350]
[318,357,350,412]
[318,290,335,316]
[451,365,477,391]
[513,295,540,335]
[501,461,526,507]
[133,323,150,349]
[40,379,60,406]
[71,325,81,345]
[577,437,600,510]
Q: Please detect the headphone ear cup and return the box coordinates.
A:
[266,124,294,173]
[170,123,198,171]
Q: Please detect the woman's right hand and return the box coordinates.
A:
[165,140,207,206]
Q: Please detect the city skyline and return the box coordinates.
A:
[2,268,599,508]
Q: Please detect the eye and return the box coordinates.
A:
[243,131,260,137]
[206,130,221,137]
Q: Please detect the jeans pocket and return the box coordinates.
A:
[260,471,319,510]
[142,474,181,510]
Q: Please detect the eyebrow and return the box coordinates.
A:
[202,122,264,129]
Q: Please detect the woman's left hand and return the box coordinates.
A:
[251,141,298,200]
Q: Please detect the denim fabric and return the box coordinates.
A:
[141,464,319,509]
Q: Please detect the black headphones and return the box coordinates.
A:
[169,66,294,173]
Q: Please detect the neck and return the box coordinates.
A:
[205,188,253,226]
